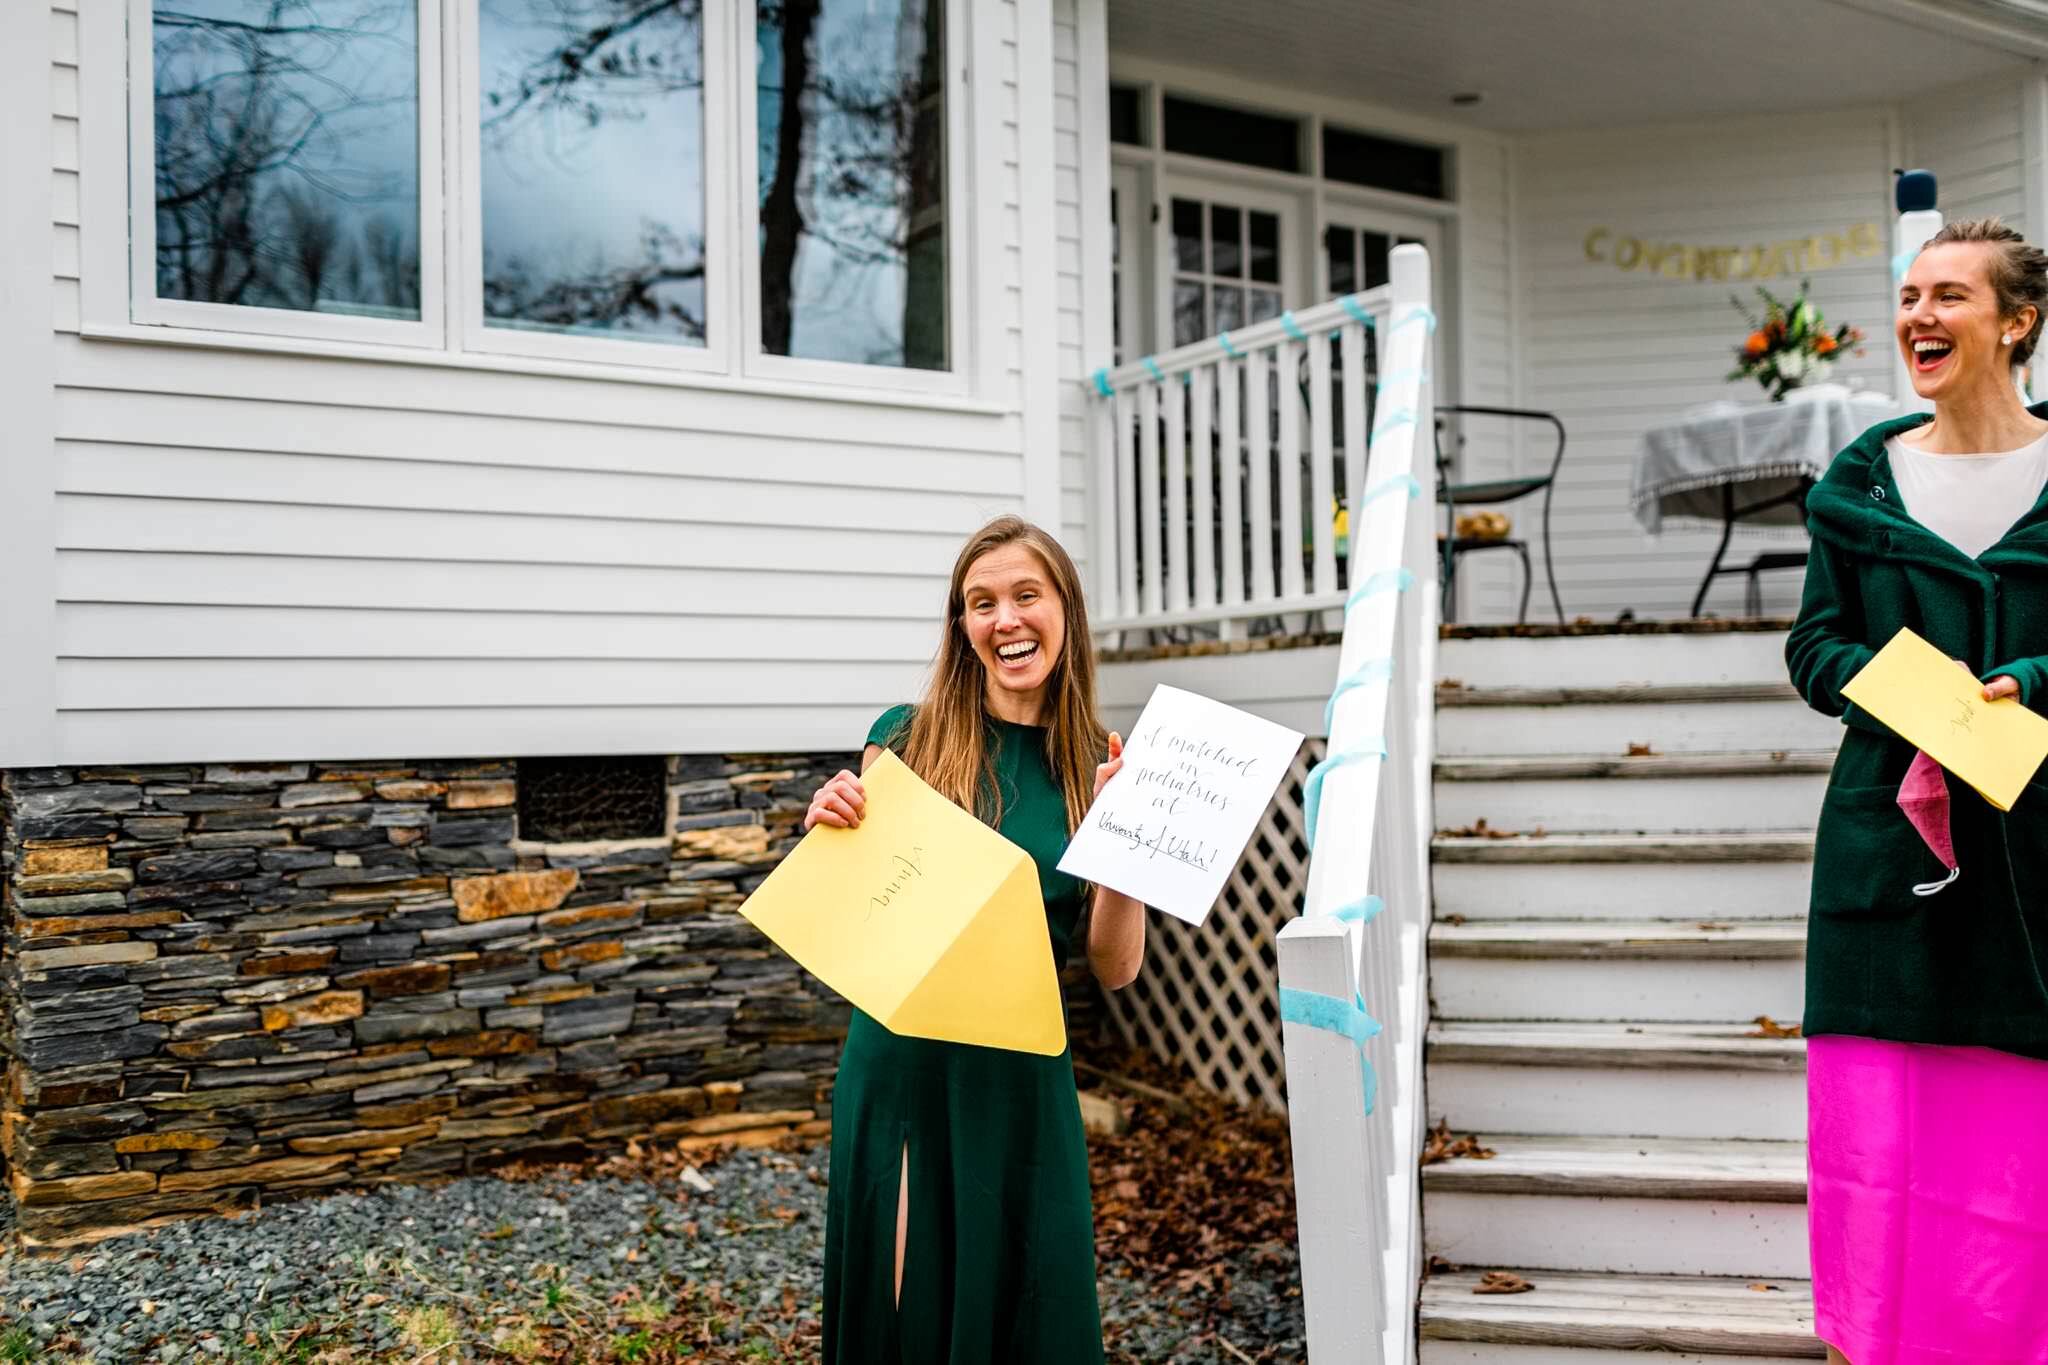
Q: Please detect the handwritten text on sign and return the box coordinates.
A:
[1059,686,1304,926]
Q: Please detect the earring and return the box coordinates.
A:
[2005,335,2015,345]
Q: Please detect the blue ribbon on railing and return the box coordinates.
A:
[1218,329,1243,358]
[1359,472,1423,507]
[1372,406,1418,438]
[1279,985,1382,1113]
[1391,305,1437,335]
[1329,894,1383,925]
[1339,294,1376,329]
[1345,567,1413,615]
[1092,367,1113,397]
[1142,355,1167,384]
[1374,366,1428,391]
[1324,656,1395,734]
[1281,311,1309,342]
[1301,740,1387,850]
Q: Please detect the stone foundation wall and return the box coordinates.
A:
[1,754,1103,1245]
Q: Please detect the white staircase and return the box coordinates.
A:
[1418,628,1828,1362]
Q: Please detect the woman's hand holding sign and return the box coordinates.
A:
[1093,732,1123,801]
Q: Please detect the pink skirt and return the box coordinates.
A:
[1808,1034,2048,1364]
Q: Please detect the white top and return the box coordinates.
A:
[1886,430,2048,559]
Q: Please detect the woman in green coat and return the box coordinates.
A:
[801,516,1146,1364]
[1787,218,2048,1364]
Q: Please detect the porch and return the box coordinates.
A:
[1073,0,2044,628]
[1078,4,2045,1360]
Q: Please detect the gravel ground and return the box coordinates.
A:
[1,1142,1303,1364]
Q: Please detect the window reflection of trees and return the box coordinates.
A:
[152,1,421,317]
[150,0,952,369]
[757,0,947,371]
[478,0,709,345]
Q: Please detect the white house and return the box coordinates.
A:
[4,0,2047,1355]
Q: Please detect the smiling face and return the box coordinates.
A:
[960,543,1066,720]
[1897,242,2028,402]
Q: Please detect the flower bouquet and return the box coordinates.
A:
[1727,281,1864,402]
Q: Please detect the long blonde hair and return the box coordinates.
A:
[900,517,1107,834]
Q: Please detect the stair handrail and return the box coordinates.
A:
[1277,243,1439,1364]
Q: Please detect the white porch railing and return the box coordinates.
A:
[1087,247,1439,1363]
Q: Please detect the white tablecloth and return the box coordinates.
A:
[1631,386,1898,535]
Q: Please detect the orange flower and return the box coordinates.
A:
[1745,330,1770,356]
[1814,335,1838,355]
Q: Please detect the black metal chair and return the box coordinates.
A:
[1434,405,1567,624]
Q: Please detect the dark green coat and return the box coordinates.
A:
[1788,401,2048,1061]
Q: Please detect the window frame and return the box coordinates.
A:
[1155,172,1300,352]
[112,0,980,398]
[733,0,974,396]
[451,0,734,374]
[127,0,448,348]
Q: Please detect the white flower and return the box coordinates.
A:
[1777,351,1808,382]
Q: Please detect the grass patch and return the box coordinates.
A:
[391,1304,457,1356]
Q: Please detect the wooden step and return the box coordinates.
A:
[1438,682,1802,708]
[1419,1269,1823,1361]
[1423,1135,1809,1278]
[1436,750,1834,780]
[1433,831,1814,864]
[1426,1023,1807,1141]
[1437,630,1796,694]
[1435,751,1830,837]
[1429,921,1805,1024]
[1429,1021,1805,1070]
[1434,856,1811,922]
[1424,1134,1807,1203]
[1431,920,1806,960]
[1436,699,1839,758]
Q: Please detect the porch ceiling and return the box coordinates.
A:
[1107,0,2042,133]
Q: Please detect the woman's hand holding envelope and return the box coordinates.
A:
[806,770,867,831]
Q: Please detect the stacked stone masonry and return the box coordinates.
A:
[0,754,1101,1245]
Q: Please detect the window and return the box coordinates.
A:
[1321,125,1448,201]
[1109,84,1145,147]
[516,756,666,843]
[126,0,968,388]
[476,1,709,350]
[1170,196,1283,347]
[753,0,949,372]
[140,0,440,343]
[1162,96,1300,174]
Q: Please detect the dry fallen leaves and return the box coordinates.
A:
[1750,1281,1784,1293]
[1083,1043,1296,1289]
[1748,1015,1803,1039]
[1474,1270,1535,1296]
[1626,742,1658,757]
[1420,1120,1496,1167]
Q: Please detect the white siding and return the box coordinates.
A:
[1509,109,1896,623]
[1450,135,1522,623]
[23,2,1044,769]
[1053,0,1091,565]
[1903,74,2031,232]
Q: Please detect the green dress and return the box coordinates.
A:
[823,705,1104,1365]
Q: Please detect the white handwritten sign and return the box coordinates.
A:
[1059,685,1305,925]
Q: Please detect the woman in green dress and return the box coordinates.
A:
[802,516,1146,1364]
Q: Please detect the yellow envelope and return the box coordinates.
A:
[739,750,1065,1056]
[1841,627,2048,810]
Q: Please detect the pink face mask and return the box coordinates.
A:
[1898,750,1961,896]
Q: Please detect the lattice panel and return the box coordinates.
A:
[1101,739,1326,1113]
